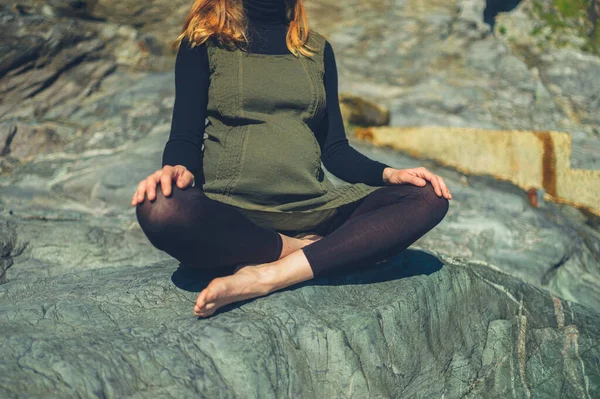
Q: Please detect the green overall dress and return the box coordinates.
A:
[201,29,380,233]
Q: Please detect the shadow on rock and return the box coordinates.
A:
[315,248,443,282]
[171,248,444,316]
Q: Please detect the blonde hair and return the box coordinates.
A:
[172,0,317,58]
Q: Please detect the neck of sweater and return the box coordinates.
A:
[243,0,288,26]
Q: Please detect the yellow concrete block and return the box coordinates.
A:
[355,126,600,217]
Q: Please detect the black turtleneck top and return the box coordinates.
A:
[162,0,391,187]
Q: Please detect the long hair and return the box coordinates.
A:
[172,0,317,58]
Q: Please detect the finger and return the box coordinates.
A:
[132,184,142,205]
[136,180,147,203]
[172,166,188,188]
[407,174,427,186]
[414,167,431,181]
[428,175,443,196]
[132,188,142,205]
[420,168,442,196]
[437,176,452,199]
[177,171,194,188]
[161,169,173,196]
[147,171,161,201]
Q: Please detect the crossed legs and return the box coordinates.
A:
[136,181,449,317]
[135,186,321,267]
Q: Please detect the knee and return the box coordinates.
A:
[135,184,196,236]
[419,181,450,223]
[389,181,449,223]
[135,186,167,237]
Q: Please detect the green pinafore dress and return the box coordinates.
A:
[201,29,380,233]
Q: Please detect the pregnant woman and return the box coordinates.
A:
[133,0,451,317]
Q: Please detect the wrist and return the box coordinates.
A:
[382,167,394,185]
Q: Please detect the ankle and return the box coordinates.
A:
[278,235,312,259]
[300,233,323,244]
[277,233,295,259]
[255,263,279,295]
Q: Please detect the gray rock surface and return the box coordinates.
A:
[1,0,600,396]
[0,219,22,284]
[1,250,599,398]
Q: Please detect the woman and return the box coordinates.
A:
[132,0,451,318]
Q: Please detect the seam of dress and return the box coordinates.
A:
[203,42,216,192]
[239,50,244,119]
[315,33,328,187]
[210,47,243,196]
[313,35,325,179]
[314,33,327,180]
[300,33,322,181]
[223,50,246,197]
[211,46,226,192]
[225,125,249,197]
[212,125,229,189]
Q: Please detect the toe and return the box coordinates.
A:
[194,307,212,318]
[204,307,216,317]
[194,306,207,316]
[195,291,207,310]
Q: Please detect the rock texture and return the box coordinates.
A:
[355,125,600,217]
[0,0,176,174]
[310,0,600,170]
[0,219,22,284]
[1,0,600,396]
[1,250,599,398]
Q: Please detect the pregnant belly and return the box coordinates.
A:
[233,122,327,205]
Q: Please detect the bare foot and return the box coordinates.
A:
[194,263,271,317]
[231,232,323,277]
[195,249,316,318]
[194,233,324,317]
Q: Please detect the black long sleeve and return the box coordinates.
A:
[318,40,391,186]
[161,37,209,186]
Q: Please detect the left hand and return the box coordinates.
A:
[383,167,452,200]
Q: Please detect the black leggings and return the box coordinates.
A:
[135,182,449,277]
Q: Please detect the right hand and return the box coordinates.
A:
[131,165,195,206]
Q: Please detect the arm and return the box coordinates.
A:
[319,40,392,186]
[162,37,210,187]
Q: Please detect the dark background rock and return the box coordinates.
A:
[0,6,116,117]
[0,217,26,284]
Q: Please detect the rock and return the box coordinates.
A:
[0,123,65,162]
[310,0,600,169]
[1,0,600,395]
[493,0,600,151]
[538,48,600,117]
[339,94,390,127]
[0,7,117,119]
[0,217,25,284]
[454,0,492,39]
[0,251,598,397]
[495,0,599,56]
